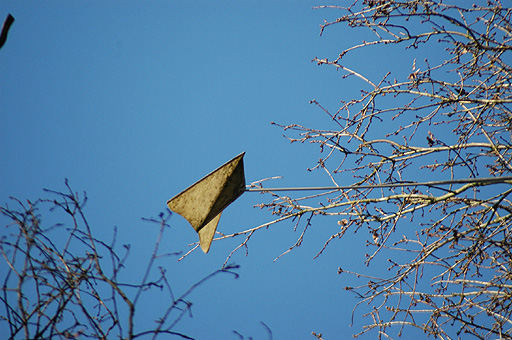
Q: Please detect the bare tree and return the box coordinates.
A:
[219,1,512,338]
[0,180,239,340]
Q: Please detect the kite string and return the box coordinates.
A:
[245,176,512,192]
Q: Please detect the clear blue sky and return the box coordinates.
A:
[0,2,424,339]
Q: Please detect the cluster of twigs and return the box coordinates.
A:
[0,180,238,340]
[220,1,512,338]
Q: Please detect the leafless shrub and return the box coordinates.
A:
[0,180,239,340]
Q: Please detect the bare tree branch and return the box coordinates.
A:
[0,182,239,340]
[216,1,512,338]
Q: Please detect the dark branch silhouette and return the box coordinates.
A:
[0,14,14,49]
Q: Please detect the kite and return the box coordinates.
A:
[167,152,246,253]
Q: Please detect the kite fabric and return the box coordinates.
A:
[167,152,246,253]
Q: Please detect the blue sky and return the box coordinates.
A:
[0,2,427,339]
